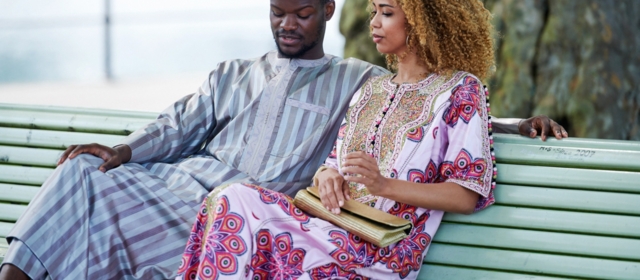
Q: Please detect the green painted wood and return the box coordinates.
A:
[495,184,640,215]
[496,164,640,194]
[425,244,640,280]
[0,222,14,238]
[0,145,61,167]
[0,165,53,186]
[418,264,569,280]
[0,238,7,263]
[443,205,640,238]
[0,184,39,204]
[0,204,26,222]
[0,110,152,135]
[494,133,640,152]
[0,103,158,119]
[434,223,640,261]
[494,142,640,171]
[0,127,124,149]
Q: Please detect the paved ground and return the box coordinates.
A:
[0,73,207,113]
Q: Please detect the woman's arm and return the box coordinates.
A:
[342,152,479,214]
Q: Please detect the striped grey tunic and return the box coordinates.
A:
[3,51,386,279]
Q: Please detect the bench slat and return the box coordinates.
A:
[494,142,640,171]
[434,223,640,261]
[0,145,61,167]
[0,103,158,119]
[418,264,569,280]
[0,127,125,149]
[0,165,53,186]
[497,164,640,193]
[425,243,640,280]
[0,204,26,223]
[0,110,152,135]
[496,184,640,215]
[0,183,39,204]
[0,238,8,263]
[0,222,15,238]
[494,134,640,152]
[444,205,640,238]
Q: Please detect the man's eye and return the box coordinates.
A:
[272,11,284,17]
[298,14,311,19]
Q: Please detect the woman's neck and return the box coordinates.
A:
[392,52,430,84]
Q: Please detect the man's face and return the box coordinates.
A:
[270,0,334,60]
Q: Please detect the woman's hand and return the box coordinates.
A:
[342,151,389,196]
[316,167,350,214]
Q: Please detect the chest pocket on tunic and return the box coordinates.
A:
[269,98,330,159]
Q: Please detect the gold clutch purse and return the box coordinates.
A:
[293,186,412,247]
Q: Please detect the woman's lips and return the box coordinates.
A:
[372,34,383,43]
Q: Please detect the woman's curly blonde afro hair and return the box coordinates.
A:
[377,0,496,80]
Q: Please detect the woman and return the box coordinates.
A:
[177,0,495,278]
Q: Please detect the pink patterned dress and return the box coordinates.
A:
[176,71,496,279]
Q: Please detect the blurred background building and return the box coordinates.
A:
[0,0,638,140]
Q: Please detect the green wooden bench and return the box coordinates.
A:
[1,103,639,279]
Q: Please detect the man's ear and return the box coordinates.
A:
[324,0,336,21]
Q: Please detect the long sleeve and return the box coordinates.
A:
[119,71,219,163]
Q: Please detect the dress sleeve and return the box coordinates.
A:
[440,75,496,212]
[119,70,219,163]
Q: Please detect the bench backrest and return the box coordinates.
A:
[419,134,640,279]
[0,104,157,258]
[1,103,639,279]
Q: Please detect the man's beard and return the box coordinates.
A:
[274,27,323,58]
[275,38,318,58]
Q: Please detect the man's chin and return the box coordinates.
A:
[276,45,303,58]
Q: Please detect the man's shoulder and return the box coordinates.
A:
[328,56,390,77]
[215,53,269,69]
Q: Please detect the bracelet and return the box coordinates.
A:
[312,166,330,186]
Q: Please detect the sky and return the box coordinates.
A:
[0,0,347,83]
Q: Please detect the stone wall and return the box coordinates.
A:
[340,0,640,140]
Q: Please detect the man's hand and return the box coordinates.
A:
[518,115,569,141]
[57,143,132,172]
[315,167,350,214]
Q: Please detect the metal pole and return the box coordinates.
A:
[104,0,112,80]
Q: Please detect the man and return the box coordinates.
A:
[0,0,566,279]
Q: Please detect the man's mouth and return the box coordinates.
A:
[279,35,302,45]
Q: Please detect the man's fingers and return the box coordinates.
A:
[99,157,118,173]
[57,145,77,165]
[537,118,549,141]
[68,145,89,159]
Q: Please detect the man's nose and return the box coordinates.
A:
[281,14,297,31]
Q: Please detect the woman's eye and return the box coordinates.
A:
[298,14,311,19]
[272,11,284,17]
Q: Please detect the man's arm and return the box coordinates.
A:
[492,115,569,141]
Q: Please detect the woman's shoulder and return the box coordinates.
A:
[444,71,484,86]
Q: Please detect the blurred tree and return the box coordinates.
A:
[340,0,640,140]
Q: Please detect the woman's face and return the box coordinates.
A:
[370,0,408,55]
